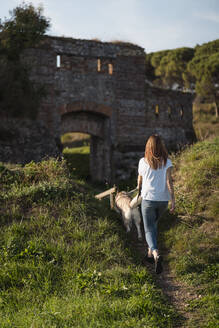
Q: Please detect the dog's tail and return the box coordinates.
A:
[130,191,142,209]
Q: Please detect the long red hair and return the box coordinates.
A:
[145,135,168,169]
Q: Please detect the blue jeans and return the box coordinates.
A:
[141,200,168,252]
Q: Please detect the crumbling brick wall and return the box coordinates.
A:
[0,119,60,164]
[6,35,195,182]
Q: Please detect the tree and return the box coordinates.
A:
[145,52,155,82]
[0,2,50,118]
[147,48,194,89]
[0,2,50,59]
[145,39,219,117]
[186,40,219,117]
[147,50,170,86]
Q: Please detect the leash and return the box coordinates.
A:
[126,187,138,195]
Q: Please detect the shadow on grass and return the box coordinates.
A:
[63,151,90,180]
[158,210,179,251]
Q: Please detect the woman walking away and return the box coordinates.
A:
[137,135,175,274]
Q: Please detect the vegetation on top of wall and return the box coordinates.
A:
[0,3,50,59]
[110,39,142,48]
[0,3,50,119]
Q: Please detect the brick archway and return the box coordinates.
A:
[60,105,112,182]
[59,101,113,118]
[19,36,195,182]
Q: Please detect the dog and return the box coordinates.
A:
[114,191,143,241]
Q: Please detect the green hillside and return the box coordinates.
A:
[0,159,177,327]
[0,137,218,327]
[160,137,219,327]
[193,103,219,141]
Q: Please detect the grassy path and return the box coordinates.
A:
[100,137,219,328]
[128,228,199,327]
[0,137,218,327]
[63,141,219,328]
[0,159,179,328]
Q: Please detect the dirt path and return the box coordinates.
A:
[94,188,198,327]
[130,233,198,328]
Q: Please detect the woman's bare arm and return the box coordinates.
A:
[137,175,142,190]
[166,167,175,212]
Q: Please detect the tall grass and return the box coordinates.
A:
[193,105,219,141]
[0,159,178,327]
[1,133,218,327]
[159,137,219,328]
[63,146,90,180]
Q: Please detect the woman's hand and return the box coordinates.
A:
[169,199,175,212]
[166,167,175,213]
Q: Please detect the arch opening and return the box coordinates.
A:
[60,110,112,182]
[62,132,91,180]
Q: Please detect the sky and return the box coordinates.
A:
[1,0,219,53]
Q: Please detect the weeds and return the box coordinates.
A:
[0,157,177,328]
[160,137,219,327]
[63,146,90,180]
[0,136,218,327]
[193,105,219,140]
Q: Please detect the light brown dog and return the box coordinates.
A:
[114,191,142,240]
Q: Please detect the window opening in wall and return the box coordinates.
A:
[155,104,159,117]
[97,58,101,72]
[108,63,113,75]
[180,105,184,119]
[168,106,172,118]
[57,55,61,68]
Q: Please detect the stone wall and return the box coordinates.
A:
[0,119,60,164]
[113,84,196,180]
[20,36,147,182]
[1,36,196,182]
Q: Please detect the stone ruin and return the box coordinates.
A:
[0,36,196,182]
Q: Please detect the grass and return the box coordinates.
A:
[114,134,219,327]
[63,137,219,327]
[61,132,90,148]
[159,137,219,328]
[1,118,218,327]
[193,105,219,141]
[63,145,90,180]
[0,158,178,328]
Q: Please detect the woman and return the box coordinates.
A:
[137,135,175,274]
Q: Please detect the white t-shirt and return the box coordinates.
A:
[138,157,173,201]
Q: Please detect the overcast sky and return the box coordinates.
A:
[1,0,219,53]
